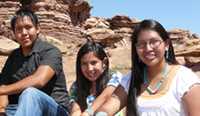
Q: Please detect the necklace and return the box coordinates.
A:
[143,63,168,95]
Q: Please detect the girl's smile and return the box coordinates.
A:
[136,30,168,67]
[81,52,105,82]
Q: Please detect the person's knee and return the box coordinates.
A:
[19,87,40,100]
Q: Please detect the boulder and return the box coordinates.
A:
[0,36,19,56]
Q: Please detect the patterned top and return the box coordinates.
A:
[69,71,123,103]
[121,65,200,116]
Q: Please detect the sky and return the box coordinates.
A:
[90,0,200,35]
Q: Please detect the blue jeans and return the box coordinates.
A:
[5,87,69,116]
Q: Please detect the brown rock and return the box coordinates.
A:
[0,36,19,56]
[108,15,139,29]
[83,17,110,29]
[84,28,123,47]
[41,35,68,54]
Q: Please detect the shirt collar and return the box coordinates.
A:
[20,38,42,57]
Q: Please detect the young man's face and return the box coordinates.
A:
[14,16,39,51]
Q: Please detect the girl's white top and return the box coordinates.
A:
[121,65,200,116]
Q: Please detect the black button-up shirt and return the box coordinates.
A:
[0,38,70,110]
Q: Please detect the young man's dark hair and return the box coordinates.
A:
[19,0,37,6]
[11,9,38,32]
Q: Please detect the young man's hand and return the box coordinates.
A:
[0,90,8,112]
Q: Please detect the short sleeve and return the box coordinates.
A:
[175,66,200,99]
[40,47,62,75]
[107,71,123,87]
[120,72,131,93]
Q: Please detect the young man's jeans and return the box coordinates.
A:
[5,87,69,116]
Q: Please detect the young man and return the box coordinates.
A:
[0,9,69,116]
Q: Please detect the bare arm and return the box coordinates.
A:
[96,85,128,116]
[70,102,82,116]
[0,95,8,112]
[81,86,116,116]
[0,65,55,95]
[182,84,200,116]
[92,86,116,111]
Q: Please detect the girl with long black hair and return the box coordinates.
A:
[69,41,123,116]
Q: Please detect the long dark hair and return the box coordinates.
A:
[76,41,110,111]
[127,19,177,115]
